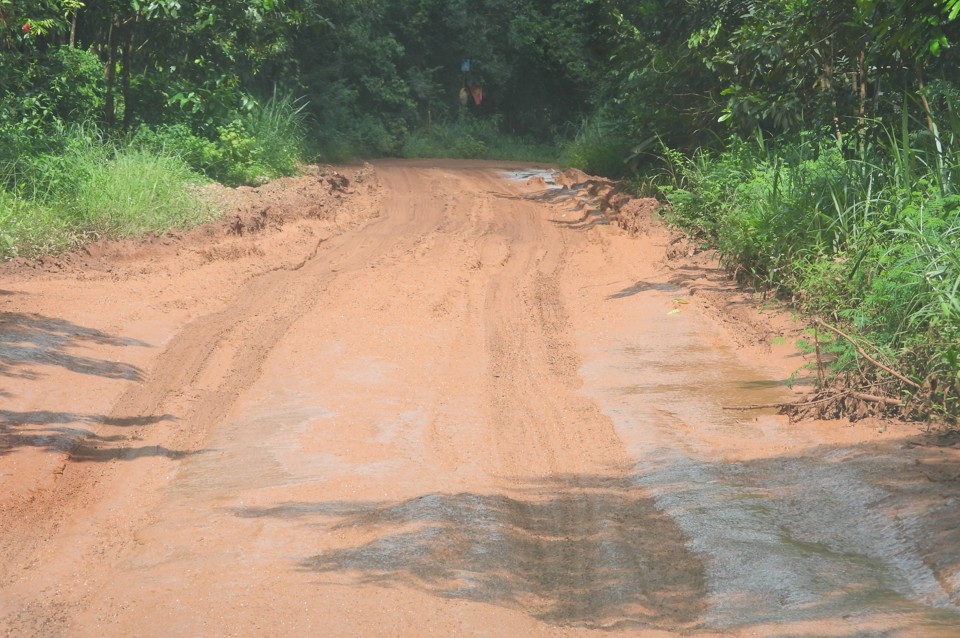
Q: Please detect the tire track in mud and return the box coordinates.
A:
[462,172,709,629]
[16,161,951,637]
[0,166,449,633]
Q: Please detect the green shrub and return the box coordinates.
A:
[401,113,556,162]
[1,124,214,260]
[243,92,307,176]
[560,115,635,178]
[0,47,104,133]
[132,93,306,186]
[0,190,74,258]
[72,147,215,236]
[661,133,960,417]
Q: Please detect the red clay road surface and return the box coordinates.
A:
[1,160,958,637]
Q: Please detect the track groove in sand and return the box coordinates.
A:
[0,160,958,637]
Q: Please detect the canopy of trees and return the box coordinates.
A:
[1,0,603,155]
[5,0,960,156]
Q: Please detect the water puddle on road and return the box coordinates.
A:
[500,169,563,189]
[576,287,960,635]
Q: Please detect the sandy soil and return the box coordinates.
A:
[0,160,958,637]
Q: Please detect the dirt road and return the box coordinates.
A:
[1,160,958,637]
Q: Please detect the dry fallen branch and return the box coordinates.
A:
[814,319,920,390]
[723,389,903,412]
[850,391,904,406]
[723,392,845,411]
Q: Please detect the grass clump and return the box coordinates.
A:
[133,92,307,187]
[401,113,557,162]
[559,114,636,179]
[75,147,215,236]
[659,133,960,420]
[0,124,214,260]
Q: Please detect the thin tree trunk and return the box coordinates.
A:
[70,9,78,47]
[916,63,946,193]
[821,44,842,143]
[857,48,867,154]
[105,19,116,128]
[122,18,136,131]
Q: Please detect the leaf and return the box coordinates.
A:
[667,308,682,315]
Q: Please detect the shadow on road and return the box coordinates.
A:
[230,442,960,634]
[0,312,150,380]
[607,280,685,300]
[0,409,197,461]
[233,475,708,632]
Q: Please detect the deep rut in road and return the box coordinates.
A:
[1,160,958,637]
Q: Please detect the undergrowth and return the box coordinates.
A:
[0,124,215,259]
[659,129,960,421]
[559,114,636,179]
[0,92,308,259]
[133,92,307,186]
[401,113,557,162]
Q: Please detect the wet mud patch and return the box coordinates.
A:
[234,476,708,631]
[633,442,960,634]
[500,169,563,189]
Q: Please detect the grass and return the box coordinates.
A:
[401,113,557,162]
[132,92,307,186]
[75,147,216,236]
[658,130,960,420]
[559,114,636,179]
[1,124,215,259]
[1,93,309,258]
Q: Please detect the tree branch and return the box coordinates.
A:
[814,319,920,390]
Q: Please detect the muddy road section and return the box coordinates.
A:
[1,160,958,637]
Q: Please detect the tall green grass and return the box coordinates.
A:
[1,92,306,259]
[1,124,215,259]
[133,92,307,186]
[401,113,557,162]
[660,130,960,419]
[559,114,636,179]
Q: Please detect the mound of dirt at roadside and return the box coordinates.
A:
[532,166,799,361]
[0,164,378,279]
[545,170,662,236]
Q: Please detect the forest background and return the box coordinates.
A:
[2,0,960,419]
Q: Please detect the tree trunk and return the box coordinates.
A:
[105,19,116,128]
[916,63,946,193]
[857,48,867,154]
[70,9,78,47]
[122,18,136,131]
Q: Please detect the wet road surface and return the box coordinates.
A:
[0,160,958,637]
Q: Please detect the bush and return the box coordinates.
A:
[0,124,214,259]
[132,93,306,186]
[559,115,635,179]
[0,47,104,144]
[401,113,556,162]
[661,133,960,418]
[74,147,216,236]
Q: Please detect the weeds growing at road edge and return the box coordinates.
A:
[559,114,636,179]
[133,92,307,187]
[1,123,216,259]
[658,130,960,420]
[401,113,557,162]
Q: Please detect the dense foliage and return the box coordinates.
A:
[3,0,959,417]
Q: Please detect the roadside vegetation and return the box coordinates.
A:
[661,132,960,420]
[584,0,960,421]
[3,0,959,419]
